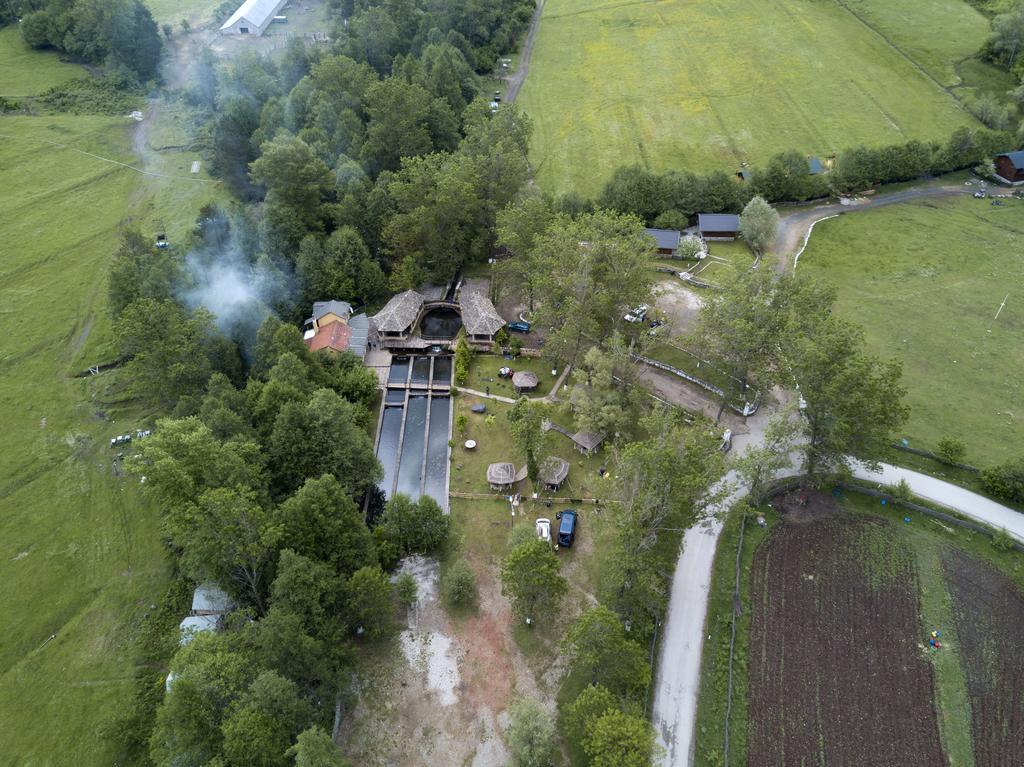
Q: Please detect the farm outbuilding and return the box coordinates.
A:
[220,0,288,36]
[698,213,741,240]
[571,430,604,456]
[538,456,569,491]
[512,371,539,394]
[644,227,682,257]
[994,151,1024,184]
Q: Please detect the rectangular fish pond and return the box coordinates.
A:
[374,355,454,510]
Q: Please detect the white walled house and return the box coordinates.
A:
[220,0,288,36]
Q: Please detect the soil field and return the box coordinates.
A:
[943,549,1024,766]
[747,494,945,767]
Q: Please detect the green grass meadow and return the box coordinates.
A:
[0,26,84,98]
[517,0,980,197]
[799,196,1024,467]
[0,27,223,761]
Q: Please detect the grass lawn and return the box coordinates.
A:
[144,0,223,26]
[798,195,1024,466]
[462,352,563,400]
[0,26,84,98]
[517,0,978,197]
[450,394,612,501]
[694,489,1024,767]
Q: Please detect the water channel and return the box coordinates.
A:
[375,355,453,509]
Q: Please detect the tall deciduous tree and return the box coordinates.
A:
[508,398,547,482]
[376,494,450,555]
[501,538,566,624]
[506,698,556,767]
[250,133,334,252]
[267,388,381,499]
[345,566,393,640]
[176,487,282,610]
[115,298,217,409]
[287,726,352,767]
[277,475,377,576]
[738,195,779,253]
[582,710,658,767]
[527,210,654,365]
[562,606,651,698]
[569,333,649,441]
[784,315,909,477]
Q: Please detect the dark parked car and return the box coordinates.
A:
[555,509,578,548]
[508,320,531,333]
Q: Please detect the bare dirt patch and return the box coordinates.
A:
[341,554,550,767]
[747,510,945,767]
[943,549,1024,767]
[653,277,704,335]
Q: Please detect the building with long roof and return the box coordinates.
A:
[220,0,288,35]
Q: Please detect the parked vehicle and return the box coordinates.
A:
[555,509,578,548]
[648,319,664,335]
[508,320,531,333]
[498,366,514,378]
[624,304,649,323]
[535,518,551,543]
[974,191,986,199]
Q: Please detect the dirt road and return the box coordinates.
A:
[504,0,546,104]
[771,180,968,273]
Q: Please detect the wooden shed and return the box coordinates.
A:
[994,151,1024,184]
[644,227,682,258]
[697,213,740,240]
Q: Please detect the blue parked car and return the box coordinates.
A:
[507,320,531,333]
[556,509,578,548]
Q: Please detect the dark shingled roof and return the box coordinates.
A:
[698,213,740,232]
[997,150,1024,170]
[644,227,682,251]
[313,300,353,321]
[346,313,370,358]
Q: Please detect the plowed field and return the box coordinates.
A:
[944,549,1024,767]
[747,505,944,766]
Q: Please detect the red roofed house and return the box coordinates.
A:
[303,300,371,358]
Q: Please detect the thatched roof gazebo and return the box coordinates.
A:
[487,462,516,490]
[571,430,605,456]
[512,370,539,394]
[539,456,569,491]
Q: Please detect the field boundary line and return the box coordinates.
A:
[830,0,972,115]
[0,131,222,184]
[722,511,747,765]
[791,213,840,270]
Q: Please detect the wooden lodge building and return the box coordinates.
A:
[994,151,1024,184]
